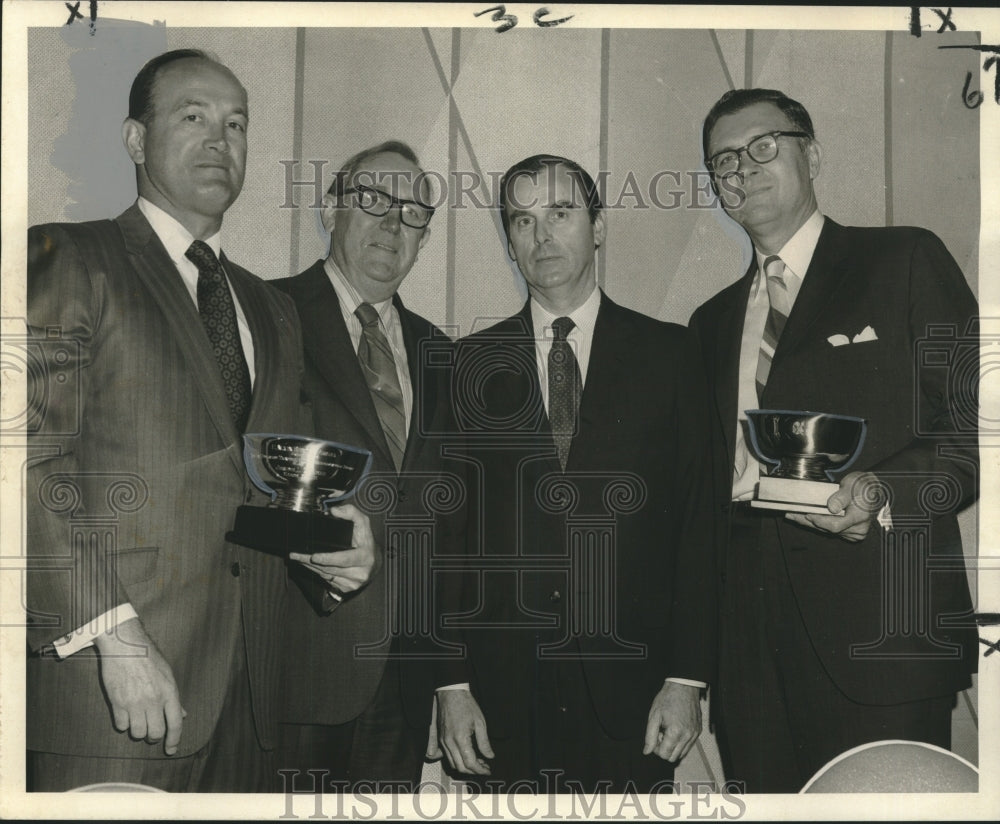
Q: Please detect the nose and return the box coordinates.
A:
[534,219,551,244]
[204,120,230,153]
[380,205,402,232]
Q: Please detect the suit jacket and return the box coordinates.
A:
[25,204,307,757]
[272,260,466,730]
[451,292,716,742]
[688,218,978,705]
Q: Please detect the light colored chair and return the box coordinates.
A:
[800,739,978,793]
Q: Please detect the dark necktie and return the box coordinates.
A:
[185,240,252,431]
[355,302,407,471]
[548,316,581,471]
[755,254,791,403]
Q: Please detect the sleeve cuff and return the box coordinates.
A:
[665,677,708,689]
[877,503,893,531]
[52,603,138,658]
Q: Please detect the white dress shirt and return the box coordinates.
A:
[323,258,413,434]
[731,210,823,501]
[53,198,256,657]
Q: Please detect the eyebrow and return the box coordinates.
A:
[174,98,248,119]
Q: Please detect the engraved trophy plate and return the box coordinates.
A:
[745,410,867,514]
[227,434,372,555]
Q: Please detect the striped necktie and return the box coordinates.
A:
[355,302,407,471]
[756,255,792,402]
[185,240,252,431]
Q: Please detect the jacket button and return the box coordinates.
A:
[549,590,561,602]
[231,562,241,577]
[397,489,407,503]
[720,571,727,584]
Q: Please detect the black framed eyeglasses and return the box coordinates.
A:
[343,184,434,229]
[706,130,811,176]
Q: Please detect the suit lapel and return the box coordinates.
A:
[116,205,241,468]
[773,218,851,362]
[572,292,630,468]
[291,262,395,466]
[710,269,754,465]
[397,297,436,472]
[226,256,284,437]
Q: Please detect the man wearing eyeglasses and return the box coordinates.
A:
[688,88,978,792]
[272,141,466,791]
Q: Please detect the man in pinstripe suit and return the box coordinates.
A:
[25,49,375,792]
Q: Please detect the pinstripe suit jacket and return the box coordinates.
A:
[25,204,308,758]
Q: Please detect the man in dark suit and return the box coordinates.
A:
[435,155,716,793]
[688,88,978,793]
[273,141,466,791]
[25,49,374,792]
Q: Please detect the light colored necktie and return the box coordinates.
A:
[355,302,407,471]
[185,240,252,431]
[548,316,581,471]
[755,255,791,403]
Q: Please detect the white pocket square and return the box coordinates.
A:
[852,325,878,343]
[827,334,850,347]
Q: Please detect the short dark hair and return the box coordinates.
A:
[128,49,223,124]
[499,154,603,242]
[327,140,428,204]
[702,88,815,161]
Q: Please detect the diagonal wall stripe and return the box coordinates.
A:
[709,30,736,91]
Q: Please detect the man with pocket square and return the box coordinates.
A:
[688,88,979,793]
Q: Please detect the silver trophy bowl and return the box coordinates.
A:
[745,410,866,482]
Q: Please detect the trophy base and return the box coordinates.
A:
[751,477,843,515]
[227,506,354,556]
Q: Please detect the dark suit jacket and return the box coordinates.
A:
[451,292,716,742]
[26,204,307,757]
[688,218,978,705]
[272,260,466,731]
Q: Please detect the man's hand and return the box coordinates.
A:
[643,682,701,762]
[785,471,885,542]
[289,502,378,594]
[94,617,185,755]
[429,689,494,775]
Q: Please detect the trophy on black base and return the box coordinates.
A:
[745,410,867,514]
[227,434,372,556]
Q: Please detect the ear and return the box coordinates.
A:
[418,226,431,250]
[806,139,823,180]
[122,118,146,165]
[592,211,607,248]
[320,193,338,234]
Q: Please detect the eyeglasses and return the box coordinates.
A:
[343,184,434,229]
[706,130,811,176]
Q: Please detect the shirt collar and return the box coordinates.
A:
[753,209,824,295]
[137,197,222,266]
[323,257,394,323]
[530,284,602,341]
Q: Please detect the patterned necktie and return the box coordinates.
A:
[755,255,792,403]
[355,302,407,472]
[185,240,252,432]
[548,316,581,471]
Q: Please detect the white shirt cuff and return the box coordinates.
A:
[666,677,707,689]
[877,503,893,530]
[52,603,139,658]
[436,683,471,692]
